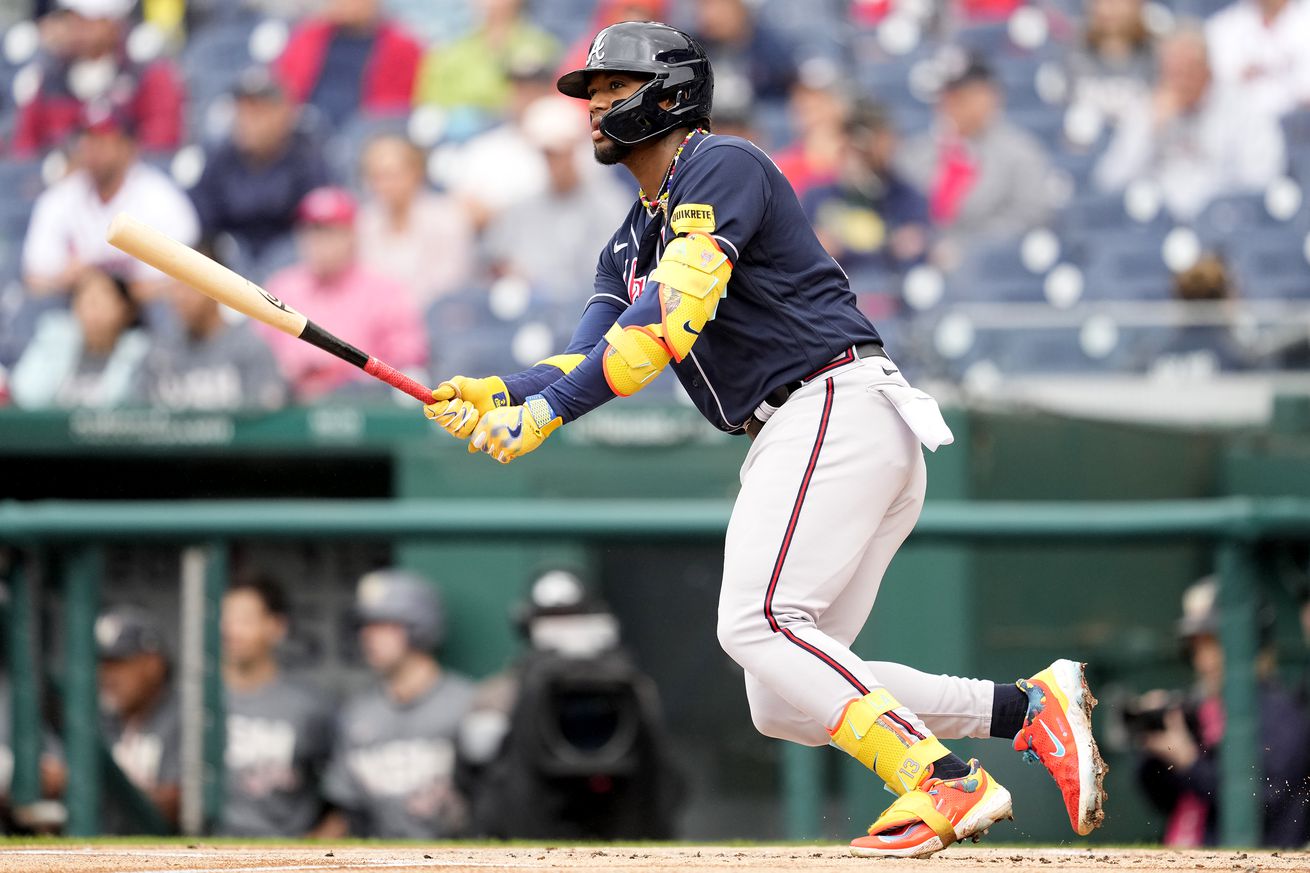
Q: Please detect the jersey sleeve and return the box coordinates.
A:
[501,237,631,403]
[666,141,771,263]
[535,278,664,422]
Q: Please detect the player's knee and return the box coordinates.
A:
[748,705,829,746]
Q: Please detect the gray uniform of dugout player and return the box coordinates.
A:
[322,570,476,838]
[222,676,333,837]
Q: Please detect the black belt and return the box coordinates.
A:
[743,341,884,441]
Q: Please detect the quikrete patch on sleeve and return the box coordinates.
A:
[670,203,717,235]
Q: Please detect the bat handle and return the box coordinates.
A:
[363,357,435,404]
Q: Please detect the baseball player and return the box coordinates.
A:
[317,570,475,838]
[424,22,1106,857]
[220,575,334,837]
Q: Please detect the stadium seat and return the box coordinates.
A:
[1227,231,1310,300]
[1193,191,1300,246]
[1058,192,1171,260]
[944,238,1049,303]
[1080,237,1176,301]
[181,15,260,132]
[0,158,44,204]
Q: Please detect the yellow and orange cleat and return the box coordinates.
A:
[1014,659,1108,835]
[849,759,1013,858]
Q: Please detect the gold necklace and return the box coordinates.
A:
[638,128,703,215]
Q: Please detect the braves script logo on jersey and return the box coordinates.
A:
[624,257,648,303]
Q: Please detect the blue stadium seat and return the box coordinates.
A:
[181,15,260,129]
[979,325,1105,374]
[0,159,44,204]
[1193,192,1300,246]
[944,238,1048,303]
[1059,192,1171,259]
[1081,240,1175,300]
[1227,231,1310,300]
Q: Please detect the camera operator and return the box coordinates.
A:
[457,570,685,839]
[1130,577,1310,847]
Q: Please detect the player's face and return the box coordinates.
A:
[585,72,649,165]
[359,621,411,675]
[1187,633,1224,697]
[221,589,286,667]
[97,653,165,717]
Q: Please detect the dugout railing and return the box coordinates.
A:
[2,495,1307,846]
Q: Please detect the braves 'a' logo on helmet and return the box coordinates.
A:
[588,31,606,65]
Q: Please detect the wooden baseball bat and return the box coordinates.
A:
[106,213,434,404]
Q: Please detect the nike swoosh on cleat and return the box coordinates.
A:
[878,824,924,843]
[1040,720,1066,758]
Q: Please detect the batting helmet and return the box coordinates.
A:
[556,21,713,146]
[354,569,446,652]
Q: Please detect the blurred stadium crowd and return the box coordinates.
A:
[0,0,1304,410]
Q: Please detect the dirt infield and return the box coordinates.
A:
[0,845,1304,873]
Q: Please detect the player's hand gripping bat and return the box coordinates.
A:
[106,213,434,403]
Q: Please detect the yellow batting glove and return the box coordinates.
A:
[423,375,510,440]
[468,394,562,464]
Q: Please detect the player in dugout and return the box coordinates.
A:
[423,22,1107,857]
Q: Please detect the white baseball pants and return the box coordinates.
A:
[717,355,994,746]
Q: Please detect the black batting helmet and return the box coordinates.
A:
[557,21,713,146]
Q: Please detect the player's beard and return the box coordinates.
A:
[593,137,634,165]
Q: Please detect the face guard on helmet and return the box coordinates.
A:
[557,20,713,146]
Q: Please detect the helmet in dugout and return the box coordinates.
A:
[557,21,713,146]
[354,568,446,652]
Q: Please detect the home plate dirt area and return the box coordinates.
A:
[0,845,1305,873]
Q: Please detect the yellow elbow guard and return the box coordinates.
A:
[649,231,732,362]
[601,322,672,397]
[830,688,950,795]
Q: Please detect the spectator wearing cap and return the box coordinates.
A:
[482,96,630,307]
[695,0,797,109]
[415,0,560,116]
[12,0,185,156]
[96,606,182,832]
[22,103,200,298]
[186,68,330,284]
[1206,0,1310,123]
[801,101,930,285]
[260,187,426,402]
[11,267,148,409]
[357,134,475,309]
[132,264,288,411]
[274,0,422,131]
[428,55,562,229]
[1093,28,1287,221]
[898,57,1054,249]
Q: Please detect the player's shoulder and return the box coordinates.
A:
[684,132,776,174]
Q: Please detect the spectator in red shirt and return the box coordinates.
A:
[274,0,422,131]
[13,0,185,157]
[259,188,427,402]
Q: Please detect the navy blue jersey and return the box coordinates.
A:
[502,131,881,433]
